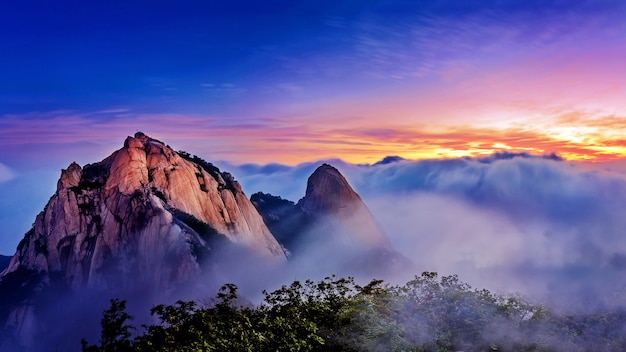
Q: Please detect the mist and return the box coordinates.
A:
[228,154,626,312]
[6,153,626,351]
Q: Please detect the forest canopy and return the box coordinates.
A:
[82,273,626,352]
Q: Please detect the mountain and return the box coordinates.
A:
[0,132,285,350]
[373,155,406,165]
[0,136,410,350]
[252,163,411,276]
[298,164,393,250]
[2,132,284,288]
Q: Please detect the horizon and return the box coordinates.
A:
[1,137,626,257]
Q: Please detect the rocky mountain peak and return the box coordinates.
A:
[3,132,286,290]
[300,163,362,217]
[57,162,82,191]
[0,132,290,350]
[262,164,395,252]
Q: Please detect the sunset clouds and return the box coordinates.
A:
[2,1,626,165]
[2,111,626,167]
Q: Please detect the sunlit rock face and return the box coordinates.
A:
[2,132,285,291]
[298,163,394,250]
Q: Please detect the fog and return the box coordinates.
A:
[6,153,626,351]
[227,154,626,312]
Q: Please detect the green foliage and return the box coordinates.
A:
[84,283,326,352]
[177,150,222,180]
[82,273,626,352]
[73,162,110,191]
[170,209,221,242]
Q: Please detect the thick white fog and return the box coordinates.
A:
[225,154,626,311]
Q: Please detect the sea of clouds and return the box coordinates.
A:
[220,153,626,312]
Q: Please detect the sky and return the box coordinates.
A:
[2,1,626,252]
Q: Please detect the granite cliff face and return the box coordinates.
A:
[2,133,284,292]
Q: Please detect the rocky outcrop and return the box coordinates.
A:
[298,164,393,250]
[2,132,285,292]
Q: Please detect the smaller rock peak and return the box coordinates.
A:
[67,162,82,172]
[133,132,149,144]
[124,135,145,149]
[124,132,167,150]
[310,163,343,179]
[373,155,406,166]
[298,162,395,252]
[58,162,82,191]
[134,131,148,140]
[302,164,360,215]
[308,163,348,185]
[123,132,149,149]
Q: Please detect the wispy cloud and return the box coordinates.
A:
[0,163,16,183]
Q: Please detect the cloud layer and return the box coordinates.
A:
[229,154,626,311]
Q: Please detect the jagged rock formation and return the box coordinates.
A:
[253,163,410,275]
[3,132,284,290]
[0,132,286,350]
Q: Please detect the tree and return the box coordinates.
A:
[84,273,626,352]
[82,299,135,352]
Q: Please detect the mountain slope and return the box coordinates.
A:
[250,193,313,256]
